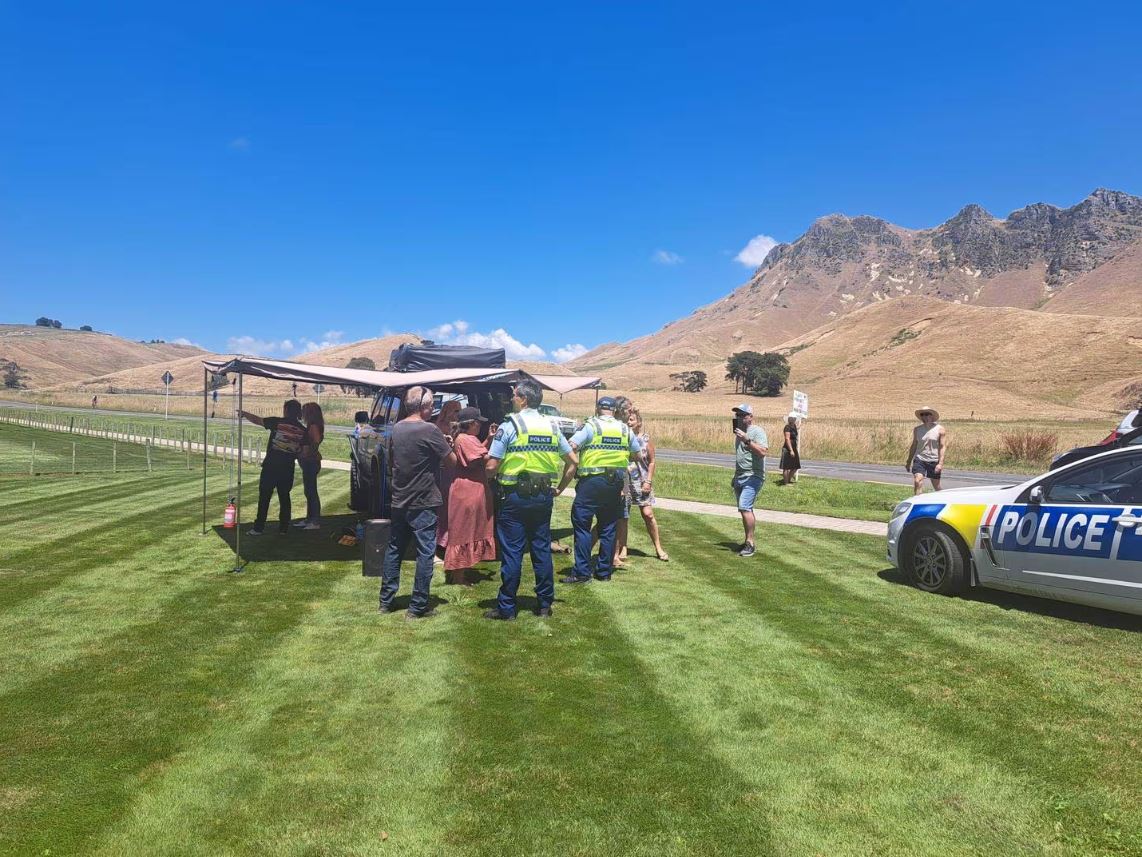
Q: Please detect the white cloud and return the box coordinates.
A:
[735,234,778,267]
[171,337,203,348]
[424,320,546,361]
[226,329,344,358]
[651,249,683,266]
[228,136,251,152]
[551,343,588,363]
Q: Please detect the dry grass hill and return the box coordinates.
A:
[1,325,204,389]
[570,188,1142,417]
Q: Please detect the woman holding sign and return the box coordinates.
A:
[780,412,801,484]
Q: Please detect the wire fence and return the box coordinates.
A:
[0,409,268,476]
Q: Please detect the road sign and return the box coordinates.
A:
[792,389,809,418]
[313,384,325,394]
[161,371,175,419]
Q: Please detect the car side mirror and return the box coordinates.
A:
[1029,485,1045,505]
[354,411,369,424]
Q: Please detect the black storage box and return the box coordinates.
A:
[362,519,391,577]
[388,343,506,372]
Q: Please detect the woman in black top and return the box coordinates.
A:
[780,412,801,485]
[240,399,305,534]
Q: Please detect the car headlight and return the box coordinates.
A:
[890,501,912,522]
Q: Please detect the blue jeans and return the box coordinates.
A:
[495,489,555,616]
[380,507,438,615]
[571,474,623,580]
[299,458,321,522]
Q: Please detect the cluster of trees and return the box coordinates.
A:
[725,351,790,396]
[345,356,376,370]
[670,370,708,393]
[35,317,62,329]
[2,359,27,389]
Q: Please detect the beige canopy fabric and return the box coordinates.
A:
[202,356,601,394]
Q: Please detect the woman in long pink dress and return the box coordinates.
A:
[444,406,497,583]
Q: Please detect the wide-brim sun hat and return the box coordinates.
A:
[915,406,940,421]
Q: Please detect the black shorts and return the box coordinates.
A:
[911,460,941,479]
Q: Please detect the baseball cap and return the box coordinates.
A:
[456,406,487,423]
[732,403,753,415]
[597,396,617,410]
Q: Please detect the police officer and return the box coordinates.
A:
[485,379,577,620]
[563,396,641,583]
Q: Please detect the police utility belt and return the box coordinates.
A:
[499,471,554,497]
[579,468,625,485]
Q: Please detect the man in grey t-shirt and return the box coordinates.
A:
[380,386,456,619]
[732,404,768,557]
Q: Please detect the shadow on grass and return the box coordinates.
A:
[211,512,364,563]
[876,568,1142,631]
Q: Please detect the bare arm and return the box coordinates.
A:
[239,411,264,427]
[555,452,578,496]
[905,436,917,469]
[486,456,500,474]
[936,428,948,471]
[645,438,655,485]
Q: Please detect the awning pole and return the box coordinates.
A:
[202,367,208,535]
[233,372,244,573]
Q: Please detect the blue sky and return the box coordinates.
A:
[2,1,1141,361]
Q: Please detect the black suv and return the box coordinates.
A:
[348,382,514,518]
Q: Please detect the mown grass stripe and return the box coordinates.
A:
[0,479,351,697]
[0,472,199,528]
[89,572,459,856]
[0,535,353,854]
[598,516,1059,854]
[443,575,776,856]
[662,510,1142,852]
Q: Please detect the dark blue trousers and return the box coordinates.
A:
[380,506,438,615]
[571,474,623,580]
[495,490,555,616]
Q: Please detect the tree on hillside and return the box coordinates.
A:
[79,325,93,332]
[346,356,376,371]
[2,359,27,389]
[670,370,708,393]
[725,351,790,396]
[35,317,62,328]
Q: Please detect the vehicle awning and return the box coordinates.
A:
[202,356,601,394]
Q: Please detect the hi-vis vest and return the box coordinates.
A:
[578,416,631,476]
[498,412,564,485]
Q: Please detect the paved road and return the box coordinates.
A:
[654,448,1023,489]
[1,398,1027,488]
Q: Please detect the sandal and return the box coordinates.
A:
[656,551,670,562]
[550,541,571,554]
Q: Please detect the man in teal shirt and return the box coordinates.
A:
[732,403,768,557]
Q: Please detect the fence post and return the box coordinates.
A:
[113,442,117,474]
[30,441,36,476]
[146,440,152,472]
[72,442,76,474]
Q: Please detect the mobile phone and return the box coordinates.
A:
[732,417,740,434]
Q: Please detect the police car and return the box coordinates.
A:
[888,445,1142,616]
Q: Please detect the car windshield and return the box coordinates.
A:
[538,404,559,416]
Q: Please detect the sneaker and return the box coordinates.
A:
[302,522,320,531]
[378,604,395,614]
[559,575,591,585]
[594,574,612,582]
[405,609,437,621]
[739,543,756,557]
[247,528,264,536]
[535,607,552,618]
[292,519,308,528]
[483,608,516,621]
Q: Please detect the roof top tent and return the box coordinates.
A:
[199,354,601,569]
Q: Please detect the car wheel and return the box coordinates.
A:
[904,525,967,595]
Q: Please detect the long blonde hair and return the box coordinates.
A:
[627,405,643,434]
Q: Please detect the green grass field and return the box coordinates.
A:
[655,461,909,522]
[2,440,1141,854]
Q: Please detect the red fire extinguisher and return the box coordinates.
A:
[223,499,237,529]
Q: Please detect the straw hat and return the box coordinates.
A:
[915,406,940,421]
